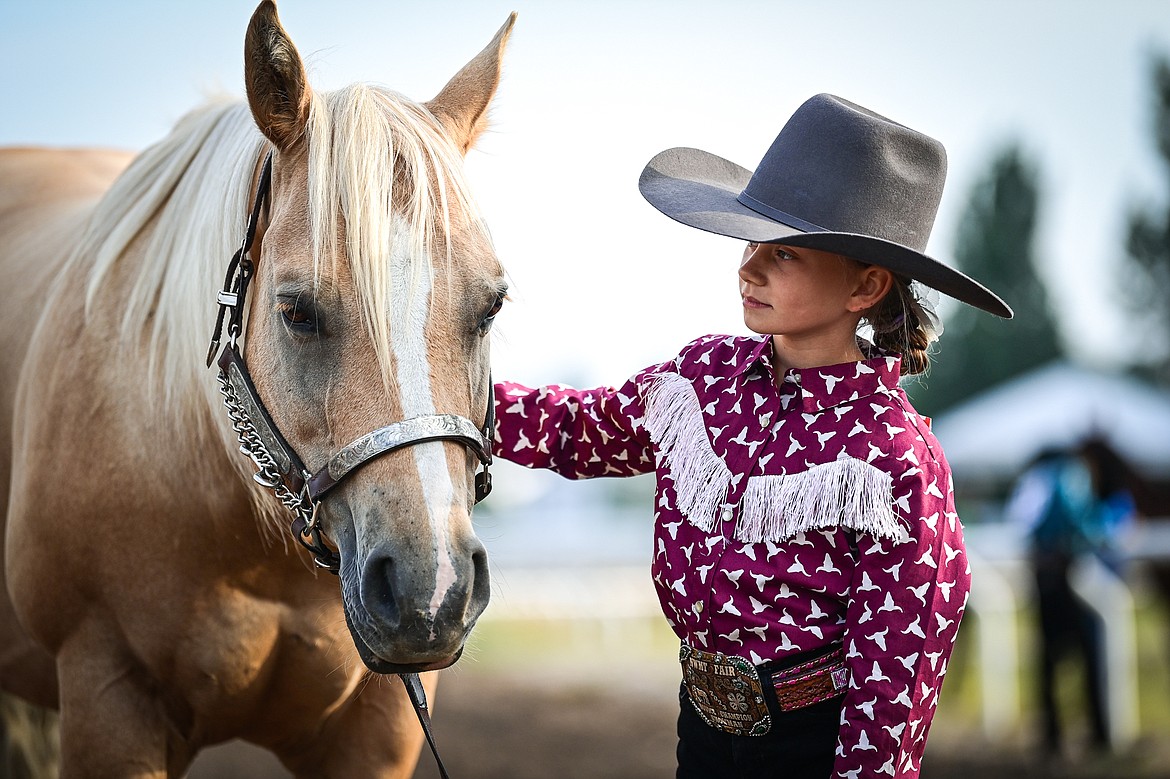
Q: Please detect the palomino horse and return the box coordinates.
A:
[0,2,512,775]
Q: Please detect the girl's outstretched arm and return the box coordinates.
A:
[494,358,674,479]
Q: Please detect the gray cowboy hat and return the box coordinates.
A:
[638,93,1013,318]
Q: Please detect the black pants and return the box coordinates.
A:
[676,657,842,779]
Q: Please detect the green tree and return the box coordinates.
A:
[1123,54,1170,383]
[913,143,1064,416]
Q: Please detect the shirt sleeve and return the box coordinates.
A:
[492,359,674,480]
[832,459,972,778]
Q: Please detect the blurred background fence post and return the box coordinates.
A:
[1069,554,1141,750]
[965,545,1022,739]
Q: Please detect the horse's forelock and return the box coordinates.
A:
[305,84,485,390]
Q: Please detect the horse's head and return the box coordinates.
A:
[238,1,511,672]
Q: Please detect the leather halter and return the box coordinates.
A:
[206,151,494,575]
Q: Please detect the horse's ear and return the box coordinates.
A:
[244,1,311,152]
[425,13,516,155]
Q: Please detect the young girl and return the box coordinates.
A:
[493,93,1012,778]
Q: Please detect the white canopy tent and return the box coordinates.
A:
[930,362,1170,492]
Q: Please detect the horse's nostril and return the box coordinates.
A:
[471,545,490,610]
[361,555,402,628]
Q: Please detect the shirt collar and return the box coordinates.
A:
[728,336,775,380]
[729,336,903,413]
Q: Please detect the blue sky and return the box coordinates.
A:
[4,1,1170,385]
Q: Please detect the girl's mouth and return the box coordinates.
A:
[742,295,771,309]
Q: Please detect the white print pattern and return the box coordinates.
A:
[494,334,971,778]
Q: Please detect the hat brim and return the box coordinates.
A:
[639,147,1013,319]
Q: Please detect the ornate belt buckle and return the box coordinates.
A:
[679,644,771,736]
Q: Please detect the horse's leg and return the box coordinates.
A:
[281,672,436,778]
[55,622,194,779]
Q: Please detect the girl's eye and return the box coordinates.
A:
[777,248,796,261]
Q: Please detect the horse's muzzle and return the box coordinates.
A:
[343,607,465,674]
[340,532,490,672]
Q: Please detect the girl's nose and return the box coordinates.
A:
[739,242,767,285]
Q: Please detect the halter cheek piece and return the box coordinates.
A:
[206,152,494,576]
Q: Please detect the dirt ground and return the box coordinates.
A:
[189,667,1170,779]
[189,600,1170,778]
[189,668,680,779]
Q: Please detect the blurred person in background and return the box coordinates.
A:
[1007,438,1136,757]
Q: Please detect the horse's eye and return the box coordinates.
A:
[279,301,321,337]
[477,291,506,337]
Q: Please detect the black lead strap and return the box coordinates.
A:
[400,673,451,779]
[206,151,274,368]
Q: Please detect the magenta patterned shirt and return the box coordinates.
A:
[494,334,971,778]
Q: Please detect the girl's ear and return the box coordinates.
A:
[849,266,894,313]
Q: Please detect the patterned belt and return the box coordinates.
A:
[770,647,849,711]
[680,643,849,737]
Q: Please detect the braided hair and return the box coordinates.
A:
[864,275,939,376]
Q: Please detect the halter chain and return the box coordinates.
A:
[215,352,326,565]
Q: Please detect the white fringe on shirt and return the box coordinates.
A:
[643,372,903,543]
[735,457,901,543]
[644,373,731,533]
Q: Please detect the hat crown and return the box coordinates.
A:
[739,94,946,252]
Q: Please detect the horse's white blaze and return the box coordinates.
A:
[389,231,457,620]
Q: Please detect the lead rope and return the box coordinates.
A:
[400,673,451,779]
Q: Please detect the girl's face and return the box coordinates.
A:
[738,242,866,344]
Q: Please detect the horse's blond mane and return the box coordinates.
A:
[306,84,481,385]
[78,85,481,412]
[78,98,265,406]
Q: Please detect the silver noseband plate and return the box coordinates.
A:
[326,416,489,485]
